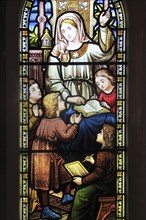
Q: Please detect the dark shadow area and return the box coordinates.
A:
[0,0,6,218]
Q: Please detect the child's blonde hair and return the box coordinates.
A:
[42,93,59,118]
[95,68,116,87]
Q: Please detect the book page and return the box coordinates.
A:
[87,99,104,111]
[65,161,89,177]
[73,99,109,117]
[77,103,97,113]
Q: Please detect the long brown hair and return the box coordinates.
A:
[102,124,115,149]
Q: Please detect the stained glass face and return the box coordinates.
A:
[19,0,127,219]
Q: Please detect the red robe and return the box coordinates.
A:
[98,87,116,113]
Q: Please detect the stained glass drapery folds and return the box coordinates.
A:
[19,0,127,219]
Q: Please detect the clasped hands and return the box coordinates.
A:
[70,113,82,124]
[32,104,43,117]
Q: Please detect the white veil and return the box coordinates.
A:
[55,12,90,46]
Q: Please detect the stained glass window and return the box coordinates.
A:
[19,0,127,219]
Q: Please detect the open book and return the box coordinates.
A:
[73,99,110,117]
[64,161,89,177]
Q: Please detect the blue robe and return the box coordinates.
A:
[59,106,116,162]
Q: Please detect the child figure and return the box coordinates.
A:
[31,92,82,219]
[29,79,43,145]
[95,68,116,114]
[29,79,43,213]
[68,124,116,220]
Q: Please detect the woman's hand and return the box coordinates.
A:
[67,96,86,105]
[73,177,82,186]
[52,42,68,59]
[99,8,111,27]
[58,41,67,54]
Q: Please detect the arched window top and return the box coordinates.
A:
[20,0,126,29]
[19,1,127,219]
[20,0,126,62]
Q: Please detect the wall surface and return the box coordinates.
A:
[0,0,146,219]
